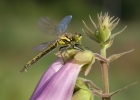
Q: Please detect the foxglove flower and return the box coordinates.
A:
[30,50,96,100]
[30,58,64,100]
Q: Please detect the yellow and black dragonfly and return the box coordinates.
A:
[20,15,83,72]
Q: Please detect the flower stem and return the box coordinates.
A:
[100,45,110,100]
[101,46,106,58]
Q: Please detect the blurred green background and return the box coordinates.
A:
[0,0,140,100]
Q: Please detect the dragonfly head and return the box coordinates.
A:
[73,33,82,42]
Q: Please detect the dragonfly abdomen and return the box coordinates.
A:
[20,42,58,72]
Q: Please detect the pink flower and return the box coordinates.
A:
[30,58,64,100]
[29,50,105,100]
[30,58,85,100]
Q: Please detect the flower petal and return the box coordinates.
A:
[30,58,64,100]
[36,60,84,100]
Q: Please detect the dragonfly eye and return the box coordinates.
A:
[75,32,81,36]
[73,33,82,42]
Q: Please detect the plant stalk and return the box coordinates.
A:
[100,45,111,100]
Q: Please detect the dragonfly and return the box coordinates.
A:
[20,15,83,72]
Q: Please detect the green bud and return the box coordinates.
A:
[72,89,93,100]
[83,12,121,45]
[72,77,93,100]
[101,26,127,49]
[74,50,94,64]
[55,48,80,62]
[75,77,89,90]
[97,23,111,43]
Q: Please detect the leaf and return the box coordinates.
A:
[107,49,134,63]
[109,82,137,97]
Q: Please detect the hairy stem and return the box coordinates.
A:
[100,45,110,100]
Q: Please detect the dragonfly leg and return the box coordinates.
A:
[74,43,85,50]
[59,45,70,64]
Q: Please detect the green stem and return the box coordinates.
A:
[100,45,110,100]
[101,45,106,58]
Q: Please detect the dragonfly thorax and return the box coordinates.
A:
[57,33,82,46]
[57,33,73,45]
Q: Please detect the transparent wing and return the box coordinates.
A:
[38,15,72,35]
[38,17,57,35]
[56,15,72,34]
[33,40,56,51]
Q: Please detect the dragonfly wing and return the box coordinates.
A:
[33,40,56,51]
[38,17,57,35]
[56,15,72,34]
